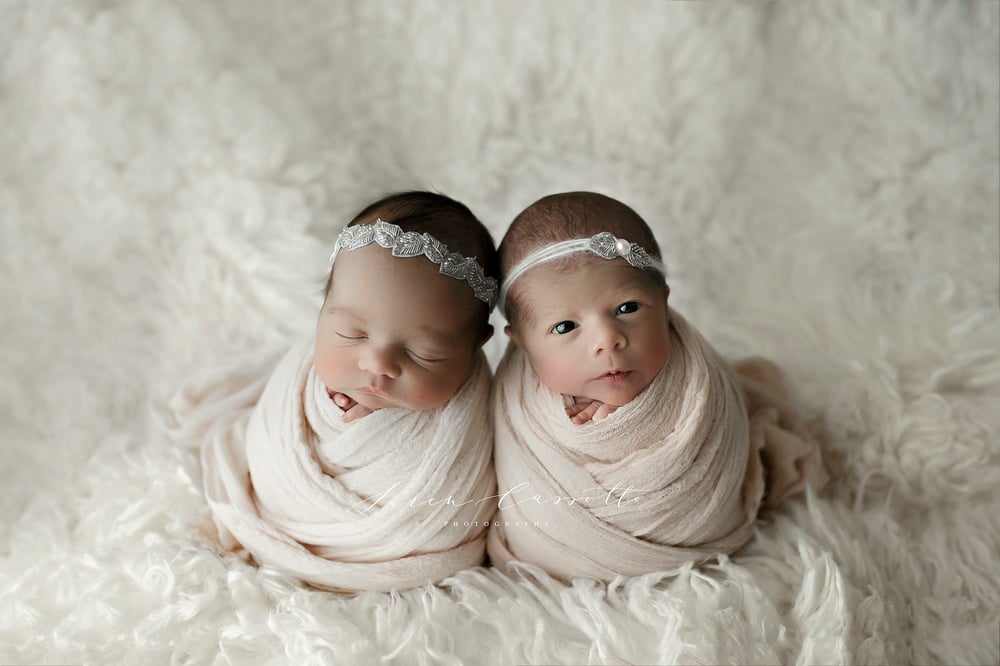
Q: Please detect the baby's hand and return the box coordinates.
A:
[565,398,618,424]
[330,391,375,423]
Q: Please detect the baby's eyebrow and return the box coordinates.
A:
[325,305,363,320]
[616,280,649,293]
[416,324,459,348]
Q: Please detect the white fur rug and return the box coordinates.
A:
[1,2,998,664]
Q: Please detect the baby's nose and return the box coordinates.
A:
[359,347,401,379]
[592,322,627,354]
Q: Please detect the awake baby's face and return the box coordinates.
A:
[507,258,671,407]
[314,244,485,411]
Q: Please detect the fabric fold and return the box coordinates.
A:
[160,337,497,593]
[487,310,828,581]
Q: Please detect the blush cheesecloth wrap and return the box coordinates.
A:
[161,337,497,593]
[487,310,829,582]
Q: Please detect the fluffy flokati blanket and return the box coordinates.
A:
[488,310,828,581]
[161,337,497,593]
[2,2,997,664]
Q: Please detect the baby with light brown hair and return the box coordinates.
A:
[488,191,827,582]
[499,192,672,423]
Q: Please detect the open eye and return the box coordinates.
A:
[616,301,641,315]
[551,321,577,335]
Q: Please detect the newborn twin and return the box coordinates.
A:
[165,190,827,593]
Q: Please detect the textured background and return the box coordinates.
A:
[1,1,998,664]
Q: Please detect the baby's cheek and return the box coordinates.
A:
[535,355,584,396]
[407,358,475,410]
[407,374,458,410]
[635,335,671,393]
[408,383,451,410]
[314,345,351,389]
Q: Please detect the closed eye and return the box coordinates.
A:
[551,321,577,335]
[336,331,367,340]
[406,349,446,363]
[616,301,641,315]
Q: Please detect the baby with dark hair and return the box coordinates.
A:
[488,191,827,582]
[166,191,501,593]
[317,191,497,422]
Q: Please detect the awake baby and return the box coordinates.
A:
[488,191,828,582]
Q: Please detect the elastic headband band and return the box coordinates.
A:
[498,231,666,318]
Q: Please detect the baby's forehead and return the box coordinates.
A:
[514,259,659,312]
[327,248,483,331]
[523,256,647,288]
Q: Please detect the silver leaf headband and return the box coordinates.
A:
[329,218,499,308]
[497,232,666,318]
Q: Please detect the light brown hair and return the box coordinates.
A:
[499,191,666,325]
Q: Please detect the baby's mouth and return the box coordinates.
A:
[597,370,632,384]
[325,386,391,403]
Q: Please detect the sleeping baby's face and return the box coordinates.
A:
[314,245,489,412]
[507,258,671,407]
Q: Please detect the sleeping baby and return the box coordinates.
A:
[487,191,828,582]
[163,191,500,592]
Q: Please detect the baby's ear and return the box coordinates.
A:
[504,324,521,348]
[479,324,495,347]
[662,283,671,323]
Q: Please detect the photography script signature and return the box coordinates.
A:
[351,481,649,513]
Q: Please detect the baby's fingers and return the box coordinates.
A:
[331,391,355,410]
[565,403,590,418]
[570,401,602,424]
[342,403,374,423]
[592,403,618,422]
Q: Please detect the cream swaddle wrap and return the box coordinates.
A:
[163,336,497,593]
[487,310,828,581]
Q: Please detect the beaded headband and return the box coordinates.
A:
[329,218,499,308]
[497,232,666,318]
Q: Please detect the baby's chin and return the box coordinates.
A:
[573,372,658,408]
[585,385,646,408]
[335,388,451,413]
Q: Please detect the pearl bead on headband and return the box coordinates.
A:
[497,231,666,319]
[329,218,499,309]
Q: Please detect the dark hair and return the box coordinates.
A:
[499,191,665,325]
[323,191,499,329]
